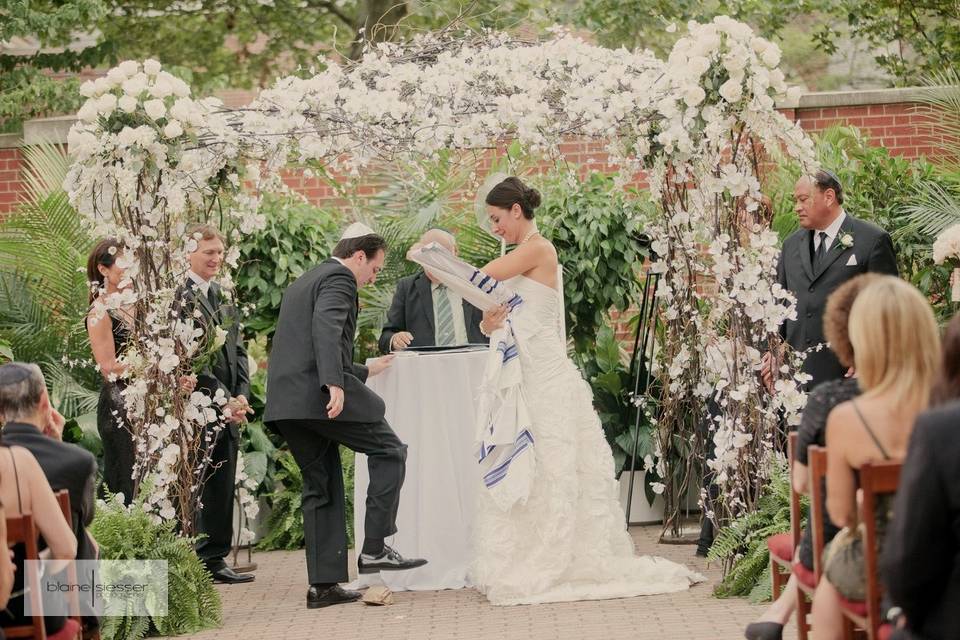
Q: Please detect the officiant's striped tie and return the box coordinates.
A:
[435,285,456,346]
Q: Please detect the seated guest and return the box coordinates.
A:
[0,364,98,563]
[880,313,960,640]
[0,363,78,636]
[810,277,940,640]
[745,274,878,640]
[378,229,487,353]
[0,500,15,611]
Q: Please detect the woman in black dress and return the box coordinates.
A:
[85,238,136,503]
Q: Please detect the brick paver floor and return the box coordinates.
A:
[177,526,799,640]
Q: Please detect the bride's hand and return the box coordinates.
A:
[481,304,508,334]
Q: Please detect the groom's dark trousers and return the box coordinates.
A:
[265,258,408,585]
[272,418,406,584]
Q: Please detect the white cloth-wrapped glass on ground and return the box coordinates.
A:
[408,244,705,605]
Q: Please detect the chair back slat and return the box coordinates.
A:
[54,489,84,628]
[788,432,802,547]
[859,460,902,640]
[807,445,828,581]
[4,512,46,639]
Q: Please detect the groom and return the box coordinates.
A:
[264,223,426,609]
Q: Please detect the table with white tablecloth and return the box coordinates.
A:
[352,349,487,591]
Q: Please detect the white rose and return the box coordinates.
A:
[96,93,117,116]
[77,100,98,123]
[117,60,140,78]
[150,76,173,99]
[79,81,97,98]
[786,86,803,104]
[170,77,190,98]
[719,78,743,103]
[762,44,782,68]
[122,76,147,97]
[163,120,183,138]
[67,128,98,157]
[116,126,138,147]
[144,99,166,120]
[687,55,711,76]
[106,67,126,85]
[92,77,112,96]
[118,95,138,113]
[143,59,162,75]
[683,85,706,107]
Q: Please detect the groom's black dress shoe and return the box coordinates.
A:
[744,622,784,640]
[358,545,428,574]
[307,584,361,609]
[209,565,255,584]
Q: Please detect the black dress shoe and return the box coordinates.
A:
[209,565,255,584]
[306,584,361,609]
[358,544,428,574]
[744,622,784,640]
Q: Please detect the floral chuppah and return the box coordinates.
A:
[64,17,813,537]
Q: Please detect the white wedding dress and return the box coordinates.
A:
[470,274,705,605]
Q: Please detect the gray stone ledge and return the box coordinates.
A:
[0,133,22,149]
[778,86,927,110]
[23,115,76,146]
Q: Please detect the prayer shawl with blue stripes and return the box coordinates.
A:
[408,243,535,511]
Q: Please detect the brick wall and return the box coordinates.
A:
[0,88,951,215]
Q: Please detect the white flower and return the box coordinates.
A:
[719,77,743,103]
[665,23,677,33]
[122,75,148,98]
[118,95,138,113]
[79,81,97,98]
[933,224,960,264]
[761,43,781,68]
[67,127,98,157]
[144,59,162,75]
[76,100,98,123]
[96,93,117,116]
[163,120,184,138]
[683,85,706,107]
[117,60,140,78]
[144,99,166,121]
[212,326,228,350]
[838,233,854,249]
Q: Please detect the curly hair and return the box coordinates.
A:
[823,273,882,369]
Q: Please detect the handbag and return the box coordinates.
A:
[823,522,866,601]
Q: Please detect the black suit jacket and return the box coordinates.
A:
[264,258,385,425]
[181,279,250,437]
[777,213,898,386]
[2,421,97,561]
[377,271,487,354]
[881,401,960,640]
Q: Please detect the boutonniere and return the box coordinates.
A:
[837,233,854,250]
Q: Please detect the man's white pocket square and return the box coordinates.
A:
[845,254,858,266]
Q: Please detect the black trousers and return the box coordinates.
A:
[272,418,407,585]
[195,427,239,569]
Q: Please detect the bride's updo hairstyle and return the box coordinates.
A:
[485,176,542,219]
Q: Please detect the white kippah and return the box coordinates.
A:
[340,222,376,240]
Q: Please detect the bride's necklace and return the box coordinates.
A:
[520,228,540,244]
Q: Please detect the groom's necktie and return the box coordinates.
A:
[814,231,829,271]
[435,285,456,346]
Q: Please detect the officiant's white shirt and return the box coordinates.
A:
[814,209,847,251]
[187,270,211,295]
[431,282,468,345]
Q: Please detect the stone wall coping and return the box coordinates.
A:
[22,115,77,146]
[0,133,22,149]
[778,86,926,110]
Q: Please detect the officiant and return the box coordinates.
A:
[377,229,488,353]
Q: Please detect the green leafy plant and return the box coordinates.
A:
[89,496,222,640]
[256,450,304,551]
[0,140,101,420]
[708,460,805,602]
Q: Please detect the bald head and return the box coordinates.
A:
[419,229,456,253]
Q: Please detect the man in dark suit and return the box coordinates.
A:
[881,400,960,640]
[265,223,426,609]
[378,229,487,354]
[0,362,99,628]
[183,224,253,585]
[763,170,898,390]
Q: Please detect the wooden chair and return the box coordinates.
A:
[838,460,902,640]
[766,432,802,600]
[54,491,87,640]
[4,512,46,639]
[794,444,828,640]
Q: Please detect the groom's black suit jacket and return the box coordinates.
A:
[264,258,385,425]
[777,213,898,387]
[377,271,487,354]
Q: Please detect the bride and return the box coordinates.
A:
[468,176,703,605]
